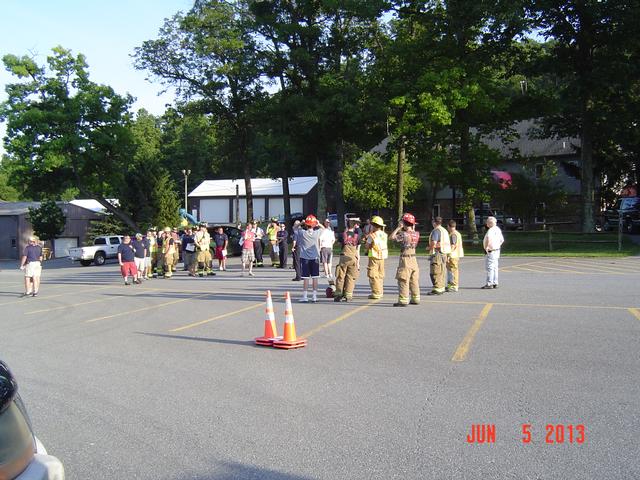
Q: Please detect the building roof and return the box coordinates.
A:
[70,199,118,213]
[478,119,578,158]
[370,119,579,159]
[189,177,318,198]
[0,201,102,216]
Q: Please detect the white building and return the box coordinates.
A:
[188,177,318,224]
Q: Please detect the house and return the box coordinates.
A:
[0,201,102,259]
[188,177,318,224]
[372,119,581,226]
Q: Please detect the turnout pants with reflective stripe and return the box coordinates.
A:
[447,257,459,288]
[367,257,385,298]
[335,246,359,299]
[429,252,447,292]
[396,251,420,304]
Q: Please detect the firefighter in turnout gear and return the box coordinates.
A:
[427,216,451,295]
[147,228,158,279]
[161,227,176,278]
[154,228,165,277]
[333,219,361,302]
[391,213,420,307]
[194,222,211,277]
[364,216,388,299]
[446,219,464,292]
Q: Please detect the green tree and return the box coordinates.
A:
[28,200,66,250]
[491,165,567,229]
[135,0,265,221]
[343,151,420,213]
[120,109,165,226]
[86,214,128,244]
[151,171,181,229]
[0,169,20,201]
[251,0,388,223]
[529,0,640,231]
[159,107,220,189]
[375,1,529,234]
[0,47,139,230]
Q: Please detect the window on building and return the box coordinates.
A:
[432,204,440,219]
[534,203,546,224]
[535,163,544,179]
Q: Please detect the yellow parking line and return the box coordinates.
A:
[0,285,111,307]
[85,293,210,323]
[451,303,493,362]
[629,308,640,322]
[25,297,108,315]
[300,300,380,338]
[169,302,263,332]
[511,266,553,273]
[556,260,629,274]
[523,263,588,274]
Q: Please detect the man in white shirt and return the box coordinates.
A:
[482,216,504,289]
[319,219,335,278]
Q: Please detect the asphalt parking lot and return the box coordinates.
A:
[1,255,639,479]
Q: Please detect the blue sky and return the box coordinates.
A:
[0,0,193,152]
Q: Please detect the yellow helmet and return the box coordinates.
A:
[371,215,386,227]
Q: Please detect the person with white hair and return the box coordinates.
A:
[19,236,43,297]
[482,216,504,289]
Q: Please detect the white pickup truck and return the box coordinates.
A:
[68,235,123,266]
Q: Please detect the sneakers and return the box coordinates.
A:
[481,284,493,289]
[311,296,318,303]
[32,292,38,297]
[299,297,309,303]
[249,272,255,277]
[493,284,499,289]
[124,281,130,286]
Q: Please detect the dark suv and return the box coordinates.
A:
[206,224,243,256]
[0,361,65,479]
[602,197,640,233]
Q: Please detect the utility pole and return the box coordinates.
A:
[181,169,191,212]
[396,138,406,224]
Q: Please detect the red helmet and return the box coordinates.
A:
[402,213,417,225]
[304,214,318,226]
[326,285,335,298]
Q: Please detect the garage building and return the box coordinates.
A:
[0,201,102,260]
[189,177,318,224]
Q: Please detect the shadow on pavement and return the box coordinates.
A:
[135,332,257,348]
[167,462,317,480]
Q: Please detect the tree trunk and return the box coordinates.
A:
[93,196,139,232]
[282,157,292,229]
[243,159,254,222]
[316,154,327,220]
[336,142,346,232]
[396,140,405,224]
[459,121,478,239]
[581,101,595,233]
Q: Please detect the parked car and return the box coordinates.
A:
[68,235,123,266]
[275,212,305,224]
[206,225,243,256]
[473,209,522,231]
[328,212,359,229]
[602,197,640,233]
[492,210,523,231]
[0,361,65,479]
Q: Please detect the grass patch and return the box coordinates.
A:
[378,231,640,257]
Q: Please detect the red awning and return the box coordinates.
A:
[491,170,512,190]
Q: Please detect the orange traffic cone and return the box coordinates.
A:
[255,290,282,346]
[273,292,307,350]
